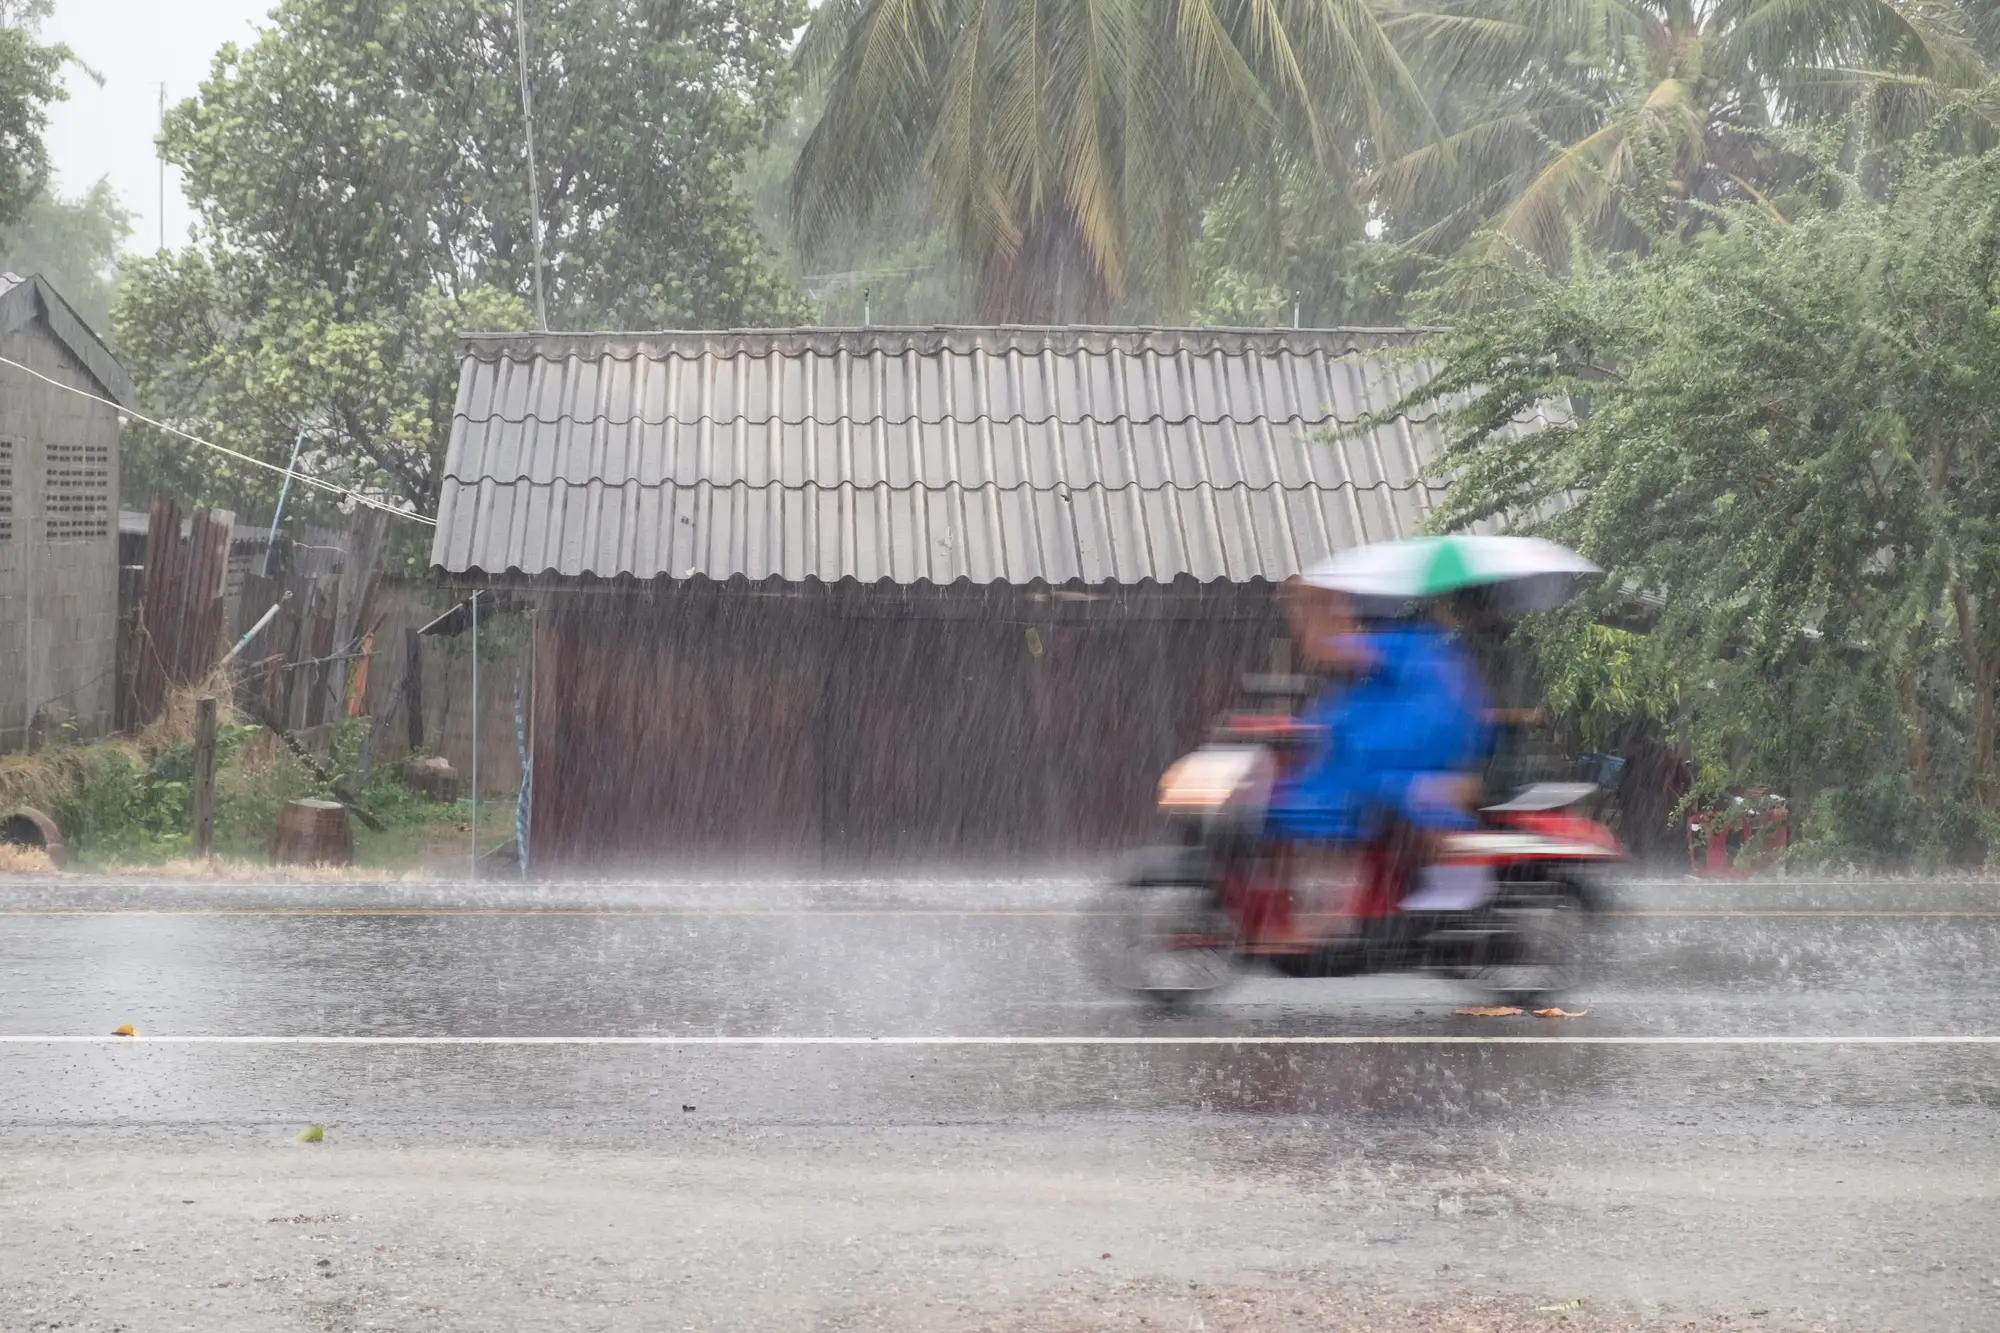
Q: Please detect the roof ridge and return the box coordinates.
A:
[437,476,1451,495]
[448,408,1457,430]
[457,327,1440,360]
[430,570,1310,588]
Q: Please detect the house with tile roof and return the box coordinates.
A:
[430,325,1543,866]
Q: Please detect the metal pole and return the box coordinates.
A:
[405,626,425,751]
[191,695,217,859]
[514,0,550,331]
[157,83,166,252]
[221,597,287,666]
[263,422,308,576]
[469,591,480,883]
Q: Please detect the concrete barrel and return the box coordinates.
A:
[0,807,66,867]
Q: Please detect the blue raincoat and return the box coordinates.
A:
[1268,623,1492,842]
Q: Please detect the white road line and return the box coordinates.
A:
[3,908,1999,919]
[0,1034,1996,1046]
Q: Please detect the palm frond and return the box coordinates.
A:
[1493,115,1632,258]
[1120,3,1203,309]
[1372,87,1608,229]
[981,0,1047,218]
[793,0,873,88]
[923,1,1017,258]
[1717,0,1987,90]
[1050,0,1125,293]
[1390,0,1657,83]
[1174,0,1272,124]
[792,0,954,247]
[1279,0,1443,150]
[793,0,1439,318]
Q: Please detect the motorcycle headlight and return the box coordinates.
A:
[1157,746,1272,814]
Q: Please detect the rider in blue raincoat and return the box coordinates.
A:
[1268,584,1492,844]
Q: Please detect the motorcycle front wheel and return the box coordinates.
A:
[1087,878,1241,1008]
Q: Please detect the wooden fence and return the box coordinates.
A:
[119,500,398,739]
[230,508,390,735]
[121,497,232,728]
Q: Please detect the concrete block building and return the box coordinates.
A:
[0,273,134,749]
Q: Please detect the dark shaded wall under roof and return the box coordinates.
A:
[527,580,1281,867]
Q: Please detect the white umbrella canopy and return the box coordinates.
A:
[1301,535,1601,614]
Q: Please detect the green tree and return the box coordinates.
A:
[1376,0,1991,266]
[1396,142,2000,863]
[0,179,132,329]
[116,0,806,521]
[1188,176,1417,326]
[117,249,529,523]
[791,0,1435,323]
[0,0,68,233]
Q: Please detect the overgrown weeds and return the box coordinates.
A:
[0,842,55,874]
[1,680,476,872]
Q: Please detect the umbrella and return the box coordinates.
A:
[1301,535,1600,615]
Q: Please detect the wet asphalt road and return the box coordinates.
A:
[2,872,1999,1331]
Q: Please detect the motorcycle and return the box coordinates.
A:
[1096,706,1622,1007]
[1095,535,1624,1009]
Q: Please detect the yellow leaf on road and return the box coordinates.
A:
[111,1024,135,1037]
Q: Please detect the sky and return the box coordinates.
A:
[41,0,276,253]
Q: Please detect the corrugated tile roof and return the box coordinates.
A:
[433,326,1526,585]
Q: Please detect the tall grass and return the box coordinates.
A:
[3,673,485,871]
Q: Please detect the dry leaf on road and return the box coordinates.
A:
[1533,1008,1591,1018]
[111,1024,135,1037]
[1453,1006,1523,1017]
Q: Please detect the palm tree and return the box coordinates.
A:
[790,0,1435,323]
[1374,0,1991,265]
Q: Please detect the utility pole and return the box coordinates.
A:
[513,0,550,331]
[469,590,480,883]
[157,83,166,251]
